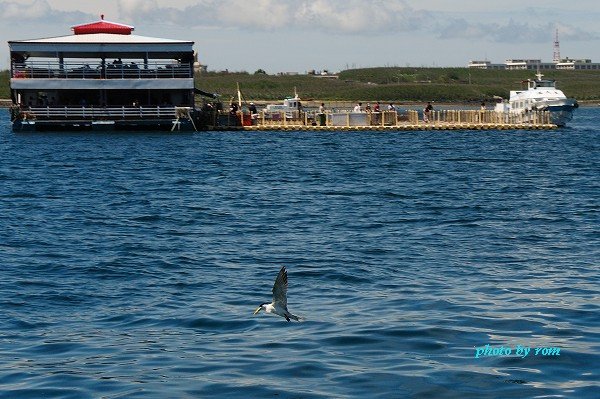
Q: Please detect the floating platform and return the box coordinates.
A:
[211,122,557,132]
[209,109,558,131]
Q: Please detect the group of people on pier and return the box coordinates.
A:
[351,101,399,113]
[350,101,435,123]
[225,98,443,124]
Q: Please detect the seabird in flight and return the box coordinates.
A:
[253,266,300,322]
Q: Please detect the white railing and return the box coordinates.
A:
[413,109,552,125]
[12,61,192,79]
[24,106,180,119]
[218,109,553,127]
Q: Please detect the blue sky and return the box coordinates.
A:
[2,0,599,73]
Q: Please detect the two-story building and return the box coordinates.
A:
[9,16,199,131]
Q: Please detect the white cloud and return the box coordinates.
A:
[437,18,600,43]
[118,0,160,15]
[2,0,52,19]
[295,0,419,33]
[112,0,424,33]
[1,0,90,22]
[1,0,598,71]
[3,0,599,40]
[214,0,291,30]
[555,23,600,41]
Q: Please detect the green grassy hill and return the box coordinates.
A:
[2,67,599,104]
[197,68,600,104]
[0,70,9,99]
[338,67,600,102]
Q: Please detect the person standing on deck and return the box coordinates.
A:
[423,101,433,122]
[249,102,257,115]
[230,101,238,115]
[248,102,258,123]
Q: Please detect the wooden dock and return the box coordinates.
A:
[211,109,558,131]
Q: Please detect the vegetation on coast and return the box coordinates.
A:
[196,68,600,104]
[0,70,9,99]
[2,67,599,105]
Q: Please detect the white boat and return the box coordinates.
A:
[264,89,302,116]
[494,72,578,126]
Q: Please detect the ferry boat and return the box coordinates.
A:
[494,72,578,127]
[8,16,207,131]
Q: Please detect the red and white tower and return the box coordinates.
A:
[553,29,561,63]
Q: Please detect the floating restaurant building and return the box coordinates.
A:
[8,16,201,131]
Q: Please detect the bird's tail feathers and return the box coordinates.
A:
[289,314,302,322]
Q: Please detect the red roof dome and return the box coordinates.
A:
[72,15,134,35]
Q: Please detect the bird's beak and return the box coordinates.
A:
[253,306,262,315]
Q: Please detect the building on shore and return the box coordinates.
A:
[555,58,600,70]
[468,58,600,70]
[468,30,600,71]
[466,61,505,70]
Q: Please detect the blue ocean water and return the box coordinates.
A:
[0,108,598,399]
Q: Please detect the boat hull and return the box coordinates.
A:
[536,100,578,127]
[12,119,197,132]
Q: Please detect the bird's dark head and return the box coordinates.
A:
[253,302,269,315]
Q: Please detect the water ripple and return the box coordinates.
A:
[0,109,598,398]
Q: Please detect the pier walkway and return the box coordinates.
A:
[214,109,557,131]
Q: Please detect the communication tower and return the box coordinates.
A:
[553,29,561,63]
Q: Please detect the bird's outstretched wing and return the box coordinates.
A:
[272,266,288,307]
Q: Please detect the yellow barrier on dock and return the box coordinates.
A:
[214,109,557,131]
